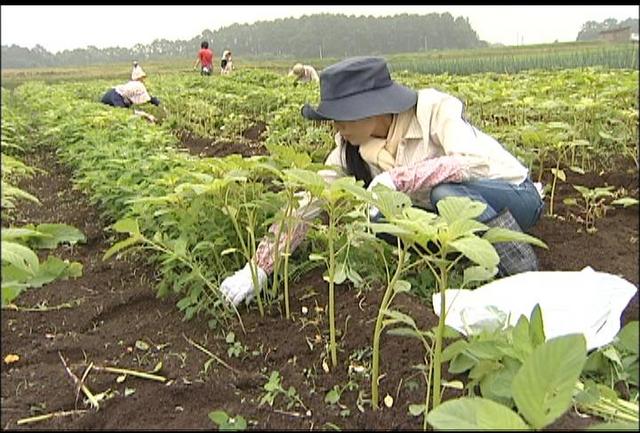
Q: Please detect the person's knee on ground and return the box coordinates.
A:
[413,187,539,276]
[485,208,538,277]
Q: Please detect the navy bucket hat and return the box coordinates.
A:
[301,57,417,121]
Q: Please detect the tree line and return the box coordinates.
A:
[576,17,638,41]
[2,14,637,69]
[2,12,485,69]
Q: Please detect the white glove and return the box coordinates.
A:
[219,262,268,306]
[366,171,396,219]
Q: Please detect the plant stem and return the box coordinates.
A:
[58,351,99,409]
[17,410,88,425]
[371,245,406,410]
[432,263,448,409]
[327,214,337,368]
[283,231,292,320]
[91,365,167,382]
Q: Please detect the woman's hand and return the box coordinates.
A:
[219,263,267,306]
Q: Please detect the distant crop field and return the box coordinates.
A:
[2,40,637,89]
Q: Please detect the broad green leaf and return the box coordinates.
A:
[615,321,638,354]
[221,415,247,430]
[611,198,639,208]
[408,404,425,416]
[529,304,546,348]
[1,240,39,275]
[480,360,520,403]
[323,264,346,285]
[384,309,418,329]
[1,183,40,205]
[392,280,411,293]
[374,189,414,219]
[569,166,586,174]
[325,389,340,404]
[448,219,488,239]
[1,282,27,306]
[386,327,422,339]
[463,266,497,287]
[512,334,587,430]
[1,227,47,242]
[466,340,504,360]
[449,236,500,269]
[112,218,140,235]
[1,263,32,283]
[441,339,468,362]
[436,196,487,224]
[426,397,529,430]
[173,237,188,258]
[550,168,566,182]
[208,410,229,425]
[449,353,476,374]
[482,227,547,248]
[26,256,80,288]
[283,168,326,195]
[30,223,86,248]
[369,222,413,239]
[512,315,534,361]
[103,235,143,260]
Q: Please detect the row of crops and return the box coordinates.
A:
[388,42,639,75]
[2,66,638,428]
[3,66,638,321]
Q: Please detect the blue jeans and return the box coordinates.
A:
[430,178,544,231]
[101,88,130,108]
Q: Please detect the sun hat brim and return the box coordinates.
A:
[301,82,417,121]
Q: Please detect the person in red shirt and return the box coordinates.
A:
[193,41,214,76]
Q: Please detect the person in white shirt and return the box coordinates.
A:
[101,62,160,108]
[221,50,233,75]
[220,56,545,306]
[288,63,320,84]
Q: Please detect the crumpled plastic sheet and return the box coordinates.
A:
[432,267,638,351]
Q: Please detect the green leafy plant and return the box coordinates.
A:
[225,332,247,358]
[563,185,615,233]
[285,170,363,368]
[208,410,247,431]
[259,370,307,411]
[426,334,588,430]
[582,321,639,400]
[363,194,547,410]
[2,224,85,306]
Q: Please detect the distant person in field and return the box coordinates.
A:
[101,62,161,110]
[220,49,233,75]
[288,63,319,84]
[194,41,214,76]
[219,56,545,307]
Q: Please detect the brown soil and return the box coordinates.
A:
[175,124,268,159]
[1,145,638,430]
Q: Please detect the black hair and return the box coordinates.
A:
[201,41,209,49]
[341,137,373,187]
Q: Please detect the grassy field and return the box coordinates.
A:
[1,40,637,89]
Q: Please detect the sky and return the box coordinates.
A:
[2,5,639,54]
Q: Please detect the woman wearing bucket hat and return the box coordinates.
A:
[220,56,545,307]
[101,62,161,109]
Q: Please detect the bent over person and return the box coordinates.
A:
[101,62,160,108]
[220,56,545,306]
[288,63,320,84]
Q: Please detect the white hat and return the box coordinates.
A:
[131,64,146,80]
[292,63,304,76]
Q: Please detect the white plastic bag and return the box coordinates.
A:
[432,267,638,351]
